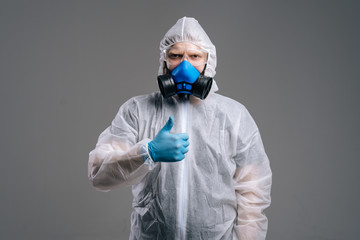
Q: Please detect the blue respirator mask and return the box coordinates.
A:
[157,60,213,99]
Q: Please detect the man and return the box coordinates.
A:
[88,16,272,239]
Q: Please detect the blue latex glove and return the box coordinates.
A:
[148,116,189,162]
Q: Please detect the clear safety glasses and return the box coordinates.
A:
[164,47,209,68]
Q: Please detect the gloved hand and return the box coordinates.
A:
[148,116,189,162]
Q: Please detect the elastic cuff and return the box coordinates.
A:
[141,143,156,170]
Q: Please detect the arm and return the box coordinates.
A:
[233,108,272,240]
[88,99,155,191]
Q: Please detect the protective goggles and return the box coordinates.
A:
[164,47,209,68]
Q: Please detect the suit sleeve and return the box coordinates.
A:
[88,98,156,191]
[233,107,272,240]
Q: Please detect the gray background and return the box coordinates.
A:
[1,0,359,239]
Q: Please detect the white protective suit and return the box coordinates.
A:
[88,17,272,240]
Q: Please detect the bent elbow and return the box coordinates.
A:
[88,166,128,191]
[89,174,113,192]
[88,166,114,192]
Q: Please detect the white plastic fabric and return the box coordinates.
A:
[88,16,272,240]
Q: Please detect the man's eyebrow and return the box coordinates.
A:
[167,49,182,54]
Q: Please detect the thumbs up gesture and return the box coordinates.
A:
[148,116,189,162]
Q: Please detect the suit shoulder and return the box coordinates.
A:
[210,93,247,113]
[122,92,161,107]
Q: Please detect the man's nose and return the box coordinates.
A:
[182,54,190,61]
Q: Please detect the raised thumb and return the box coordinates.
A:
[161,116,174,133]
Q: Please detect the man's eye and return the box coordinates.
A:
[191,55,200,59]
[169,54,182,59]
